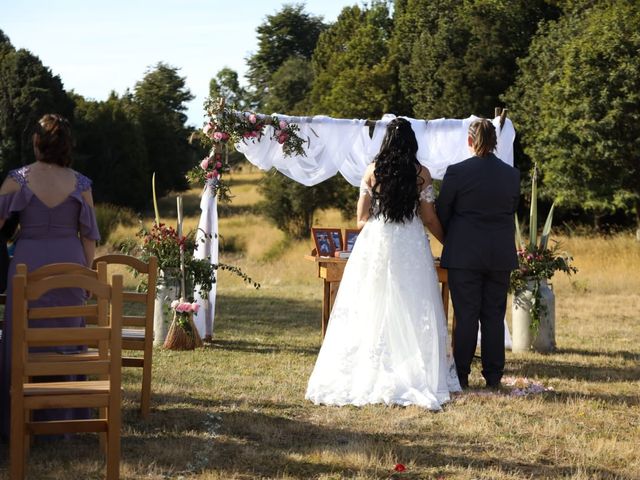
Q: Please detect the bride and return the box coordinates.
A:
[305,118,461,410]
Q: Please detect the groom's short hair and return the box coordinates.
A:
[468,119,497,157]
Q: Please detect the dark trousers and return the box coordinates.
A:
[448,268,510,384]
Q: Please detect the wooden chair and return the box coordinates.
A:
[92,254,157,418]
[10,263,123,480]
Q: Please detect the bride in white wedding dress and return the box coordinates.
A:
[306,118,461,410]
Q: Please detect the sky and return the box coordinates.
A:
[0,0,354,127]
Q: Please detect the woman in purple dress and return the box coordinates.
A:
[0,114,100,440]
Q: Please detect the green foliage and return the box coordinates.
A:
[246,4,326,108]
[209,68,248,110]
[0,30,74,175]
[259,170,348,239]
[72,92,150,209]
[393,0,558,118]
[133,62,198,197]
[94,202,137,246]
[310,2,396,118]
[504,1,640,226]
[264,57,315,114]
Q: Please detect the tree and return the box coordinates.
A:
[259,169,344,239]
[504,1,640,231]
[209,67,248,109]
[246,3,326,109]
[310,2,396,119]
[133,62,196,196]
[264,57,314,114]
[392,0,559,119]
[0,30,74,175]
[72,92,150,210]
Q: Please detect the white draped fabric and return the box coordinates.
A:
[200,112,516,341]
[193,185,218,339]
[236,114,515,185]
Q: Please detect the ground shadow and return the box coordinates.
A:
[508,357,640,383]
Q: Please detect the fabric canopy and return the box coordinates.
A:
[235,114,515,186]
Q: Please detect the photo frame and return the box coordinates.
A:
[344,228,361,252]
[312,227,342,257]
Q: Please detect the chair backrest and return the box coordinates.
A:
[10,264,123,392]
[92,254,157,330]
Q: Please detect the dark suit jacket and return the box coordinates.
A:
[436,153,520,271]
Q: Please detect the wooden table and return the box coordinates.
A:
[305,254,453,341]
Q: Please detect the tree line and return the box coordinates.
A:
[0,31,203,210]
[1,0,638,238]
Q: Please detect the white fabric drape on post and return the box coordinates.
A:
[193,185,218,339]
[236,114,516,184]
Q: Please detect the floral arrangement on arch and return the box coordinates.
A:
[187,97,308,198]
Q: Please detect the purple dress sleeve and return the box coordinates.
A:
[74,172,101,242]
[0,168,32,219]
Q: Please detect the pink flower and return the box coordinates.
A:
[191,302,200,313]
[527,254,534,261]
[213,131,223,141]
[203,122,214,136]
[243,132,252,138]
[248,113,257,124]
[200,158,210,170]
[279,120,288,130]
[170,300,180,309]
[206,171,215,179]
[212,170,220,178]
[215,161,222,169]
[277,132,289,144]
[220,132,230,141]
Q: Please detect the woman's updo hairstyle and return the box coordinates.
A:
[468,118,497,157]
[33,114,73,167]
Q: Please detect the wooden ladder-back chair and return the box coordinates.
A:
[92,254,158,418]
[10,263,122,480]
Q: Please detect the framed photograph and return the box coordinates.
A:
[344,228,361,252]
[312,228,342,257]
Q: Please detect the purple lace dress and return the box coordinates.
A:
[0,166,100,439]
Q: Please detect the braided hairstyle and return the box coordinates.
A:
[33,114,73,167]
[371,117,423,223]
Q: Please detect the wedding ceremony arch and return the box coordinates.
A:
[191,105,516,339]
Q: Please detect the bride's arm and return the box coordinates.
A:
[418,168,445,244]
[356,165,374,229]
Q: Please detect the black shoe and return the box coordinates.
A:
[485,380,501,390]
[459,377,469,390]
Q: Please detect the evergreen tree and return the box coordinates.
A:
[393,0,558,118]
[246,3,326,109]
[0,30,74,175]
[72,92,150,210]
[133,62,196,196]
[310,2,396,119]
[504,1,640,230]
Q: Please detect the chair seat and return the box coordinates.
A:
[24,380,110,396]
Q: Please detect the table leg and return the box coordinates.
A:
[321,280,331,338]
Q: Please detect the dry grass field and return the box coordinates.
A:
[1,168,639,479]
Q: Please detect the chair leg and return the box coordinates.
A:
[140,355,152,419]
[10,405,26,479]
[106,407,121,480]
[99,407,107,454]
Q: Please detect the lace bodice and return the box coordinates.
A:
[420,184,435,203]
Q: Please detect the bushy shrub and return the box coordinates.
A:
[94,203,137,245]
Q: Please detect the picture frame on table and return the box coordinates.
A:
[312,227,342,257]
[344,228,361,252]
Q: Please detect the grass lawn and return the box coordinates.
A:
[1,168,639,479]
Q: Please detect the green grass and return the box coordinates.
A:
[1,169,639,479]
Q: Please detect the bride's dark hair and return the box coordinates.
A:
[371,118,423,223]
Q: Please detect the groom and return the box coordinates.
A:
[436,118,520,389]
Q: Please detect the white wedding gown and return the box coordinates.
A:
[306,189,461,410]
